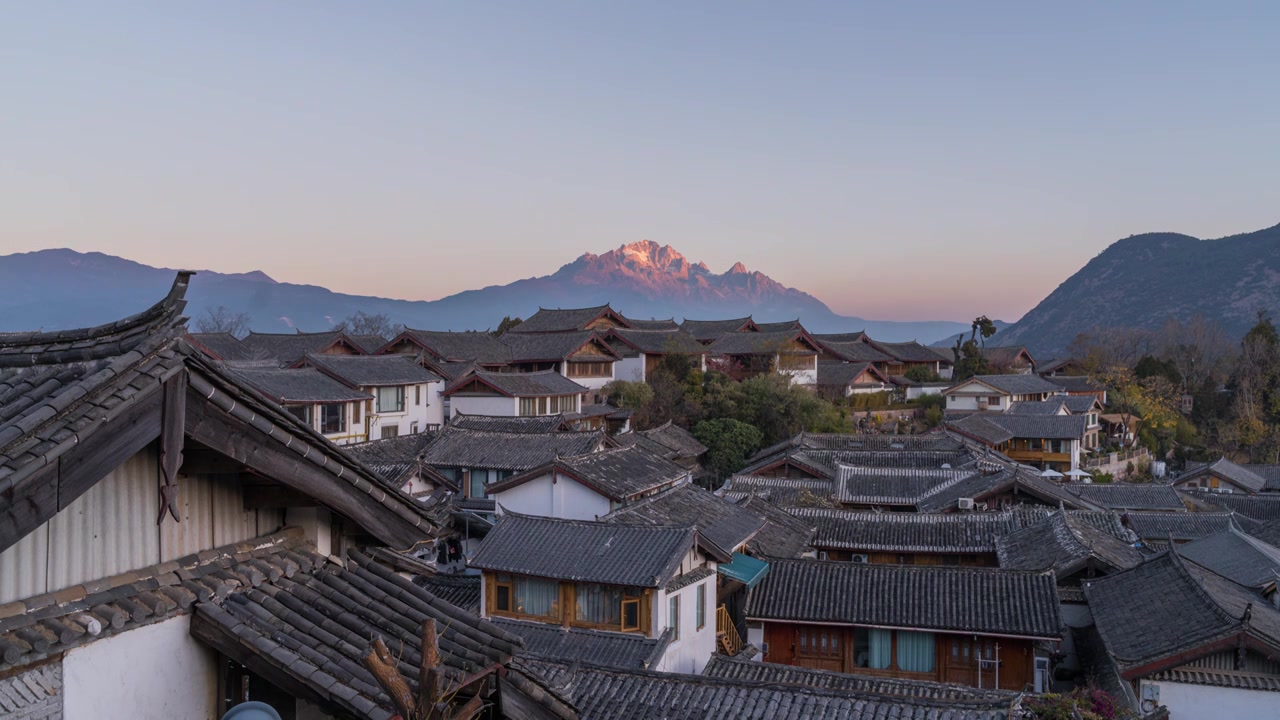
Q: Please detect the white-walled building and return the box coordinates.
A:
[605,328,708,383]
[706,330,822,387]
[501,330,622,402]
[489,445,690,520]
[229,365,373,445]
[299,352,446,437]
[942,374,1062,413]
[470,513,727,675]
[442,369,586,419]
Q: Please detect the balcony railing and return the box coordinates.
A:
[716,605,742,656]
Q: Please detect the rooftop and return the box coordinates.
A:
[501,330,620,363]
[239,330,359,365]
[470,513,715,587]
[707,329,818,356]
[491,445,689,502]
[443,369,587,398]
[1065,483,1185,512]
[226,365,371,404]
[420,426,604,471]
[509,304,626,334]
[490,617,671,670]
[1176,526,1280,590]
[303,352,442,387]
[394,329,513,364]
[603,483,767,555]
[791,506,1016,554]
[747,558,1061,639]
[995,507,1143,576]
[605,327,706,354]
[947,374,1063,396]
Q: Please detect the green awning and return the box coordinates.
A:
[718,552,770,588]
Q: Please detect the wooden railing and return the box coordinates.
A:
[716,605,742,656]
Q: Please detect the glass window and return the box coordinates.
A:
[320,403,346,434]
[469,470,488,499]
[696,584,706,630]
[668,595,680,640]
[853,628,892,669]
[622,597,641,632]
[519,397,537,416]
[415,385,422,406]
[896,631,935,672]
[575,584,622,625]
[377,386,405,413]
[286,404,312,426]
[380,425,400,439]
[512,577,559,619]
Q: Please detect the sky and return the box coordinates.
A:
[2,3,1277,323]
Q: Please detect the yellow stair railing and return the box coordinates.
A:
[716,605,742,656]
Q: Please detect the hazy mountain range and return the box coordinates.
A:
[0,241,969,342]
[991,222,1280,355]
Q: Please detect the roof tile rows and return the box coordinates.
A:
[791,506,1018,554]
[603,483,766,554]
[420,426,604,472]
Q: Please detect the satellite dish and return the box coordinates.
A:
[223,702,283,720]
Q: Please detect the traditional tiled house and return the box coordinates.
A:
[442,369,586,419]
[470,513,727,674]
[980,346,1037,374]
[621,317,680,331]
[605,328,707,382]
[1085,548,1280,717]
[500,330,621,400]
[297,352,446,437]
[1122,510,1260,548]
[0,274,566,719]
[706,330,821,385]
[815,361,893,398]
[790,507,1018,565]
[227,365,373,445]
[1064,483,1185,513]
[746,559,1061,691]
[944,374,1064,413]
[508,304,632,334]
[185,331,254,361]
[1176,525,1280,594]
[340,431,442,495]
[947,412,1089,472]
[238,329,366,365]
[680,317,757,344]
[1181,489,1280,523]
[613,421,707,477]
[487,445,690,520]
[1174,457,1280,494]
[379,328,513,370]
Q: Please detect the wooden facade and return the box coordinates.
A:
[761,622,1036,691]
[482,571,656,636]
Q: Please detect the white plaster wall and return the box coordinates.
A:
[654,577,717,675]
[1146,680,1279,720]
[568,367,615,394]
[424,381,445,428]
[449,395,518,418]
[947,395,983,411]
[491,472,613,520]
[615,356,645,382]
[63,615,218,720]
[367,383,440,438]
[905,385,946,400]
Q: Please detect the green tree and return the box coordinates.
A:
[1226,314,1280,461]
[951,339,990,381]
[492,316,523,336]
[693,418,763,482]
[904,364,941,383]
[601,380,654,412]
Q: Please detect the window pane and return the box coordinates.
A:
[514,577,559,618]
[896,631,935,672]
[377,386,405,413]
[868,628,892,669]
[696,584,705,629]
[668,596,679,640]
[321,403,346,434]
[469,472,486,499]
[575,584,623,625]
[622,599,640,631]
[496,585,511,612]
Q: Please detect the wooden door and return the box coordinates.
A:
[943,635,978,687]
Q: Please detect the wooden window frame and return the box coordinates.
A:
[695,583,706,630]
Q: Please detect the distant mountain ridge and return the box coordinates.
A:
[0,242,970,343]
[993,223,1280,356]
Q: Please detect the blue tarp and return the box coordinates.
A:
[717,552,770,588]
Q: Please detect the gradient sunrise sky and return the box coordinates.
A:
[2,2,1276,322]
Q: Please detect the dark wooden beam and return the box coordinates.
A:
[59,385,164,511]
[242,484,317,510]
[158,372,187,524]
[0,462,59,555]
[179,448,246,476]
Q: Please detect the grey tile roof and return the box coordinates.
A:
[633,421,707,458]
[342,432,439,465]
[1149,666,1280,692]
[1180,489,1280,522]
[1177,527,1280,590]
[813,340,893,364]
[304,352,442,386]
[735,495,817,558]
[395,329,513,364]
[743,448,978,480]
[187,332,253,361]
[702,654,1018,703]
[348,333,389,354]
[1065,483,1185,511]
[913,467,1102,513]
[1243,463,1280,491]
[746,558,1061,639]
[509,305,625,334]
[865,340,946,364]
[679,317,754,341]
[501,330,619,363]
[420,426,604,472]
[239,330,361,365]
[518,658,1015,720]
[754,320,806,333]
[949,413,1089,443]
[412,574,481,613]
[1006,400,1068,416]
[1084,549,1280,674]
[1179,457,1269,493]
[448,413,572,434]
[192,545,538,720]
[605,328,706,354]
[950,374,1064,396]
[719,475,836,505]
[1124,510,1260,542]
[469,513,701,587]
[707,330,818,356]
[811,332,868,343]
[790,506,1017,553]
[489,617,671,670]
[815,361,889,389]
[835,465,980,506]
[749,432,965,462]
[979,346,1035,367]
[492,445,688,502]
[1047,375,1104,394]
[1251,519,1280,547]
[622,317,679,331]
[444,369,586,398]
[1061,395,1101,414]
[1011,506,1133,539]
[604,483,766,554]
[227,366,372,403]
[995,508,1143,576]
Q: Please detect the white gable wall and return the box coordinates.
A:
[491,470,614,520]
[1142,679,1277,720]
[449,395,518,419]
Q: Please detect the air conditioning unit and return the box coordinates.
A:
[957,497,975,511]
[850,554,869,564]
